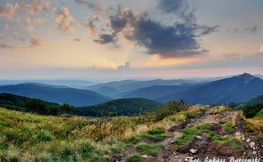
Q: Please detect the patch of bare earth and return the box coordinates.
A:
[109,108,263,162]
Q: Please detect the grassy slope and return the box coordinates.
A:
[242,107,263,138]
[0,93,60,112]
[0,105,204,161]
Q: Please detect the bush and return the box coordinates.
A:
[126,154,146,162]
[147,129,165,135]
[33,129,54,142]
[224,122,234,133]
[144,99,189,122]
[242,103,263,118]
[24,99,48,114]
[61,103,75,114]
[48,105,61,115]
[135,144,164,156]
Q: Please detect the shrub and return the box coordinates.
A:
[135,144,164,156]
[147,129,165,135]
[224,122,234,133]
[24,99,48,114]
[126,154,146,162]
[33,129,54,143]
[81,142,94,153]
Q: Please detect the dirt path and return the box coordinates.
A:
[110,107,263,162]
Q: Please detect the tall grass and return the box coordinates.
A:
[240,110,263,137]
[0,100,208,161]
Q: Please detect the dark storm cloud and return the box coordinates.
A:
[124,18,203,57]
[93,33,116,44]
[74,0,105,15]
[93,4,218,58]
[74,0,95,8]
[93,7,137,45]
[158,0,196,23]
[244,26,257,33]
[199,25,220,36]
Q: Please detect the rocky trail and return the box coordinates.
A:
[110,107,263,162]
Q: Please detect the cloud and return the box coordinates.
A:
[93,33,116,44]
[158,0,196,23]
[27,0,43,14]
[4,24,10,35]
[244,26,257,33]
[5,3,15,16]
[19,34,25,41]
[116,62,134,71]
[198,25,220,36]
[26,17,32,24]
[259,45,263,53]
[74,0,105,15]
[13,32,17,38]
[47,29,51,34]
[54,7,74,32]
[258,45,263,54]
[33,17,42,24]
[82,33,89,39]
[15,0,25,15]
[70,36,82,42]
[15,0,50,15]
[0,3,15,17]
[29,34,44,47]
[25,25,35,33]
[0,4,4,16]
[233,29,239,33]
[93,7,137,45]
[0,33,3,39]
[42,2,51,11]
[222,52,240,59]
[81,19,96,35]
[0,34,43,49]
[92,15,101,21]
[94,6,217,58]
[0,41,18,49]
[33,17,51,24]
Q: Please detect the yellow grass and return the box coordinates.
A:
[0,105,210,161]
[232,116,237,128]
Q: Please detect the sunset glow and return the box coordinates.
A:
[0,0,262,79]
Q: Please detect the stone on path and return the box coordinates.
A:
[196,136,202,140]
[189,149,198,154]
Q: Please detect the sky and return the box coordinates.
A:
[0,0,262,79]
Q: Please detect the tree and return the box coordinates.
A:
[24,99,48,114]
[61,103,75,114]
[48,105,61,115]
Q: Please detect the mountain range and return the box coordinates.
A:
[86,79,197,94]
[154,73,263,105]
[0,73,262,107]
[0,83,112,107]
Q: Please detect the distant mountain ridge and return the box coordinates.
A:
[116,83,204,99]
[155,73,263,105]
[86,79,196,93]
[0,79,94,89]
[0,83,112,107]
